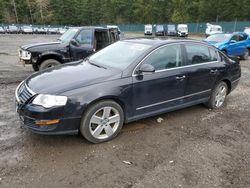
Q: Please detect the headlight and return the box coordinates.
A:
[32,94,68,108]
[20,49,31,60]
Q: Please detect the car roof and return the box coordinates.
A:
[216,32,247,36]
[122,38,209,47]
[70,26,107,30]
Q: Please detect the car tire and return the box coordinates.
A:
[241,49,249,60]
[80,100,124,144]
[205,81,228,109]
[222,50,227,56]
[32,64,40,72]
[39,59,61,70]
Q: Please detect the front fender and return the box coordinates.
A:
[62,77,133,121]
[34,51,65,65]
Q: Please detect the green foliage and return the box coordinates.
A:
[0,0,249,25]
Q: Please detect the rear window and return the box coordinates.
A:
[185,44,211,65]
[209,48,219,61]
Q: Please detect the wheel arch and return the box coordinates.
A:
[37,53,63,66]
[220,79,232,94]
[83,96,127,122]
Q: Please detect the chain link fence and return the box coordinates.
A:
[1,21,250,33]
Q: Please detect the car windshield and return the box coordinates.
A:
[168,25,175,30]
[156,25,164,31]
[9,26,17,30]
[206,34,231,42]
[23,26,31,29]
[59,28,79,43]
[179,27,187,31]
[89,41,152,70]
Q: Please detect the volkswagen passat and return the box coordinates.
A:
[15,39,241,143]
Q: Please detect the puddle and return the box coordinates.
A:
[122,123,146,132]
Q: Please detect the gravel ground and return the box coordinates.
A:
[0,34,249,188]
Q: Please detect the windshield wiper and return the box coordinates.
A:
[86,59,107,69]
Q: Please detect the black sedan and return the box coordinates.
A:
[15,39,241,143]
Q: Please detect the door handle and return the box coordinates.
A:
[176,75,186,80]
[210,69,218,74]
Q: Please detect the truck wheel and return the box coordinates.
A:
[32,64,40,72]
[222,50,228,56]
[39,59,61,70]
[241,49,249,60]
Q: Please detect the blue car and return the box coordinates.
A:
[205,32,250,60]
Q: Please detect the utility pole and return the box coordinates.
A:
[234,18,237,32]
[12,0,19,23]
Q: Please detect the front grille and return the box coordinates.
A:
[17,83,34,104]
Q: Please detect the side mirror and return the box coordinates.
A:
[230,40,237,43]
[70,39,79,46]
[137,64,155,74]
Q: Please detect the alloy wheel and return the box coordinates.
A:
[89,107,120,139]
[215,85,227,107]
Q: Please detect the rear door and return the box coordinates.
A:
[69,29,94,60]
[183,43,220,103]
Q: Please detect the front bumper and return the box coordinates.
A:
[155,32,164,36]
[16,102,81,135]
[15,82,81,135]
[231,78,240,93]
[167,32,176,36]
[178,32,188,37]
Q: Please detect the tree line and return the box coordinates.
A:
[0,0,250,25]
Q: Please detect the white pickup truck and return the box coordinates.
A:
[205,23,223,37]
[144,24,153,35]
[177,24,188,37]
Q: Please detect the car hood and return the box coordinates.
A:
[21,42,63,51]
[26,61,122,95]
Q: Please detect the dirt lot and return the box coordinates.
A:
[0,34,250,188]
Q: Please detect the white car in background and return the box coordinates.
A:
[59,28,67,35]
[144,24,153,35]
[21,26,33,34]
[177,24,188,37]
[244,27,250,35]
[205,23,223,37]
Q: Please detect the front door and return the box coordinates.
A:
[70,29,94,61]
[132,44,187,118]
[227,34,245,56]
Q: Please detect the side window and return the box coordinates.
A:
[75,29,93,47]
[185,44,210,65]
[239,34,247,41]
[209,48,218,61]
[143,44,182,71]
[231,35,239,42]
